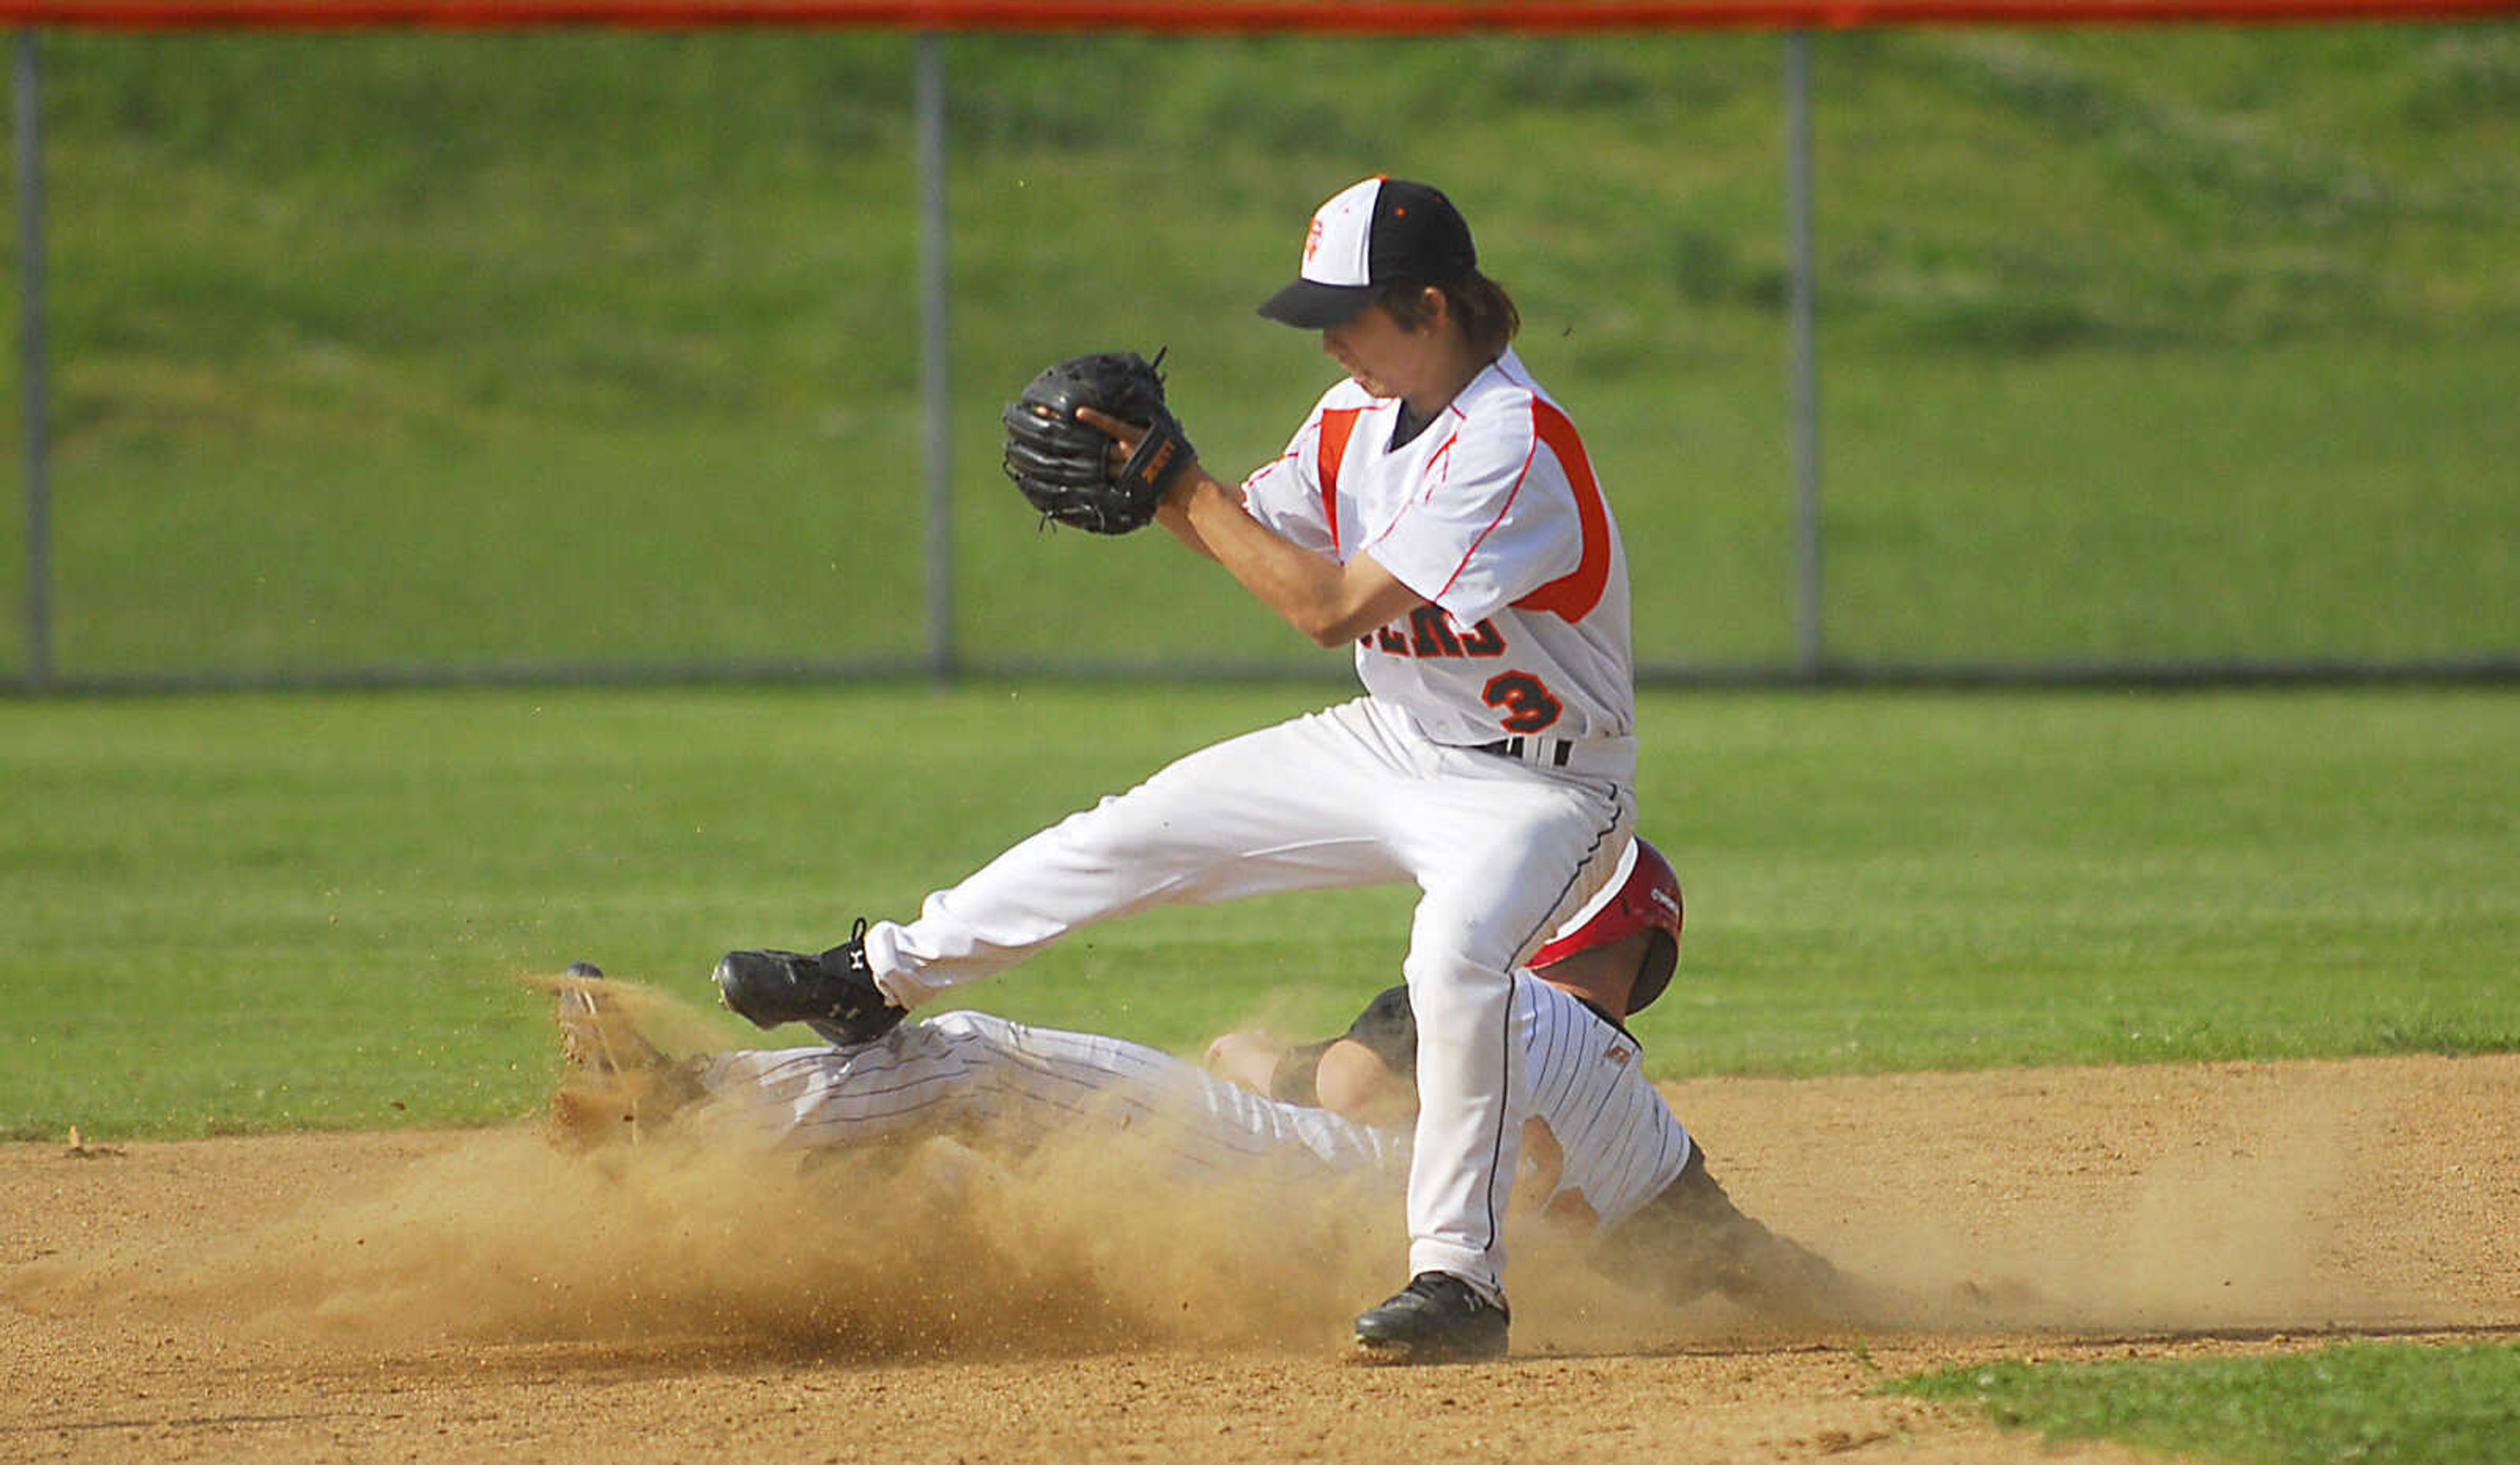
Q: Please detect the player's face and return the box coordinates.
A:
[1531,929,1654,1016]
[1319,296,1446,404]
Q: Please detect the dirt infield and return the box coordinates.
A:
[7,1053,2516,1464]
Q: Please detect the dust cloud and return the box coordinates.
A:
[9,990,2497,1363]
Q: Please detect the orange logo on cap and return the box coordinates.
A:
[1303,217,1324,263]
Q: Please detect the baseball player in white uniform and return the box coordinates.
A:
[712,176,1640,1361]
[568,842,1847,1329]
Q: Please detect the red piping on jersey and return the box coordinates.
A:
[1419,415,1463,504]
[1511,400,1612,622]
[1316,406,1364,555]
[1429,417,1521,606]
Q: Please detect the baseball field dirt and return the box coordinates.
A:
[6,1052,2515,1464]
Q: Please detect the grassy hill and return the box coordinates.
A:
[3,24,2515,679]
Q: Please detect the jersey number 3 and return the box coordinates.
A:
[1482,671,1564,734]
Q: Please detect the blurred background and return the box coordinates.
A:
[3,14,2515,690]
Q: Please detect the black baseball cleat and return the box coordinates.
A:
[1352,1271,1509,1364]
[1603,1145,1862,1323]
[713,917,904,1046]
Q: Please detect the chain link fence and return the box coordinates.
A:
[7,12,2517,692]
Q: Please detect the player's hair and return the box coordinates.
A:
[1382,271,1521,360]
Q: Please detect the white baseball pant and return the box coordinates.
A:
[857,696,1635,1302]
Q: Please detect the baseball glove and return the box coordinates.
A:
[1000,349,1196,535]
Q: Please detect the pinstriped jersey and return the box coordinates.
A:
[1511,973,1695,1229]
[1238,347,1635,749]
[693,990,1687,1230]
[700,1011,1407,1179]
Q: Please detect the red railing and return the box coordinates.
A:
[1,0,2513,32]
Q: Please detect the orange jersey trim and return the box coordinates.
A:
[1511,400,1612,622]
[1316,406,1364,555]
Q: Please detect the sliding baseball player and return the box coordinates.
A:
[562,841,1849,1342]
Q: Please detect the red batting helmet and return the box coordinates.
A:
[1529,838,1683,1015]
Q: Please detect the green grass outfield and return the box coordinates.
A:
[1893,1342,2520,1465]
[2,682,2510,1142]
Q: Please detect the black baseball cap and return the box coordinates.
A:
[1257,176,1479,329]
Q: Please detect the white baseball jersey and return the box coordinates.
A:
[1241,347,1635,756]
[693,986,1694,1235]
[699,1010,1406,1181]
[1508,975,1694,1229]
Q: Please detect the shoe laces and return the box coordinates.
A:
[824,916,873,975]
[1403,1272,1485,1309]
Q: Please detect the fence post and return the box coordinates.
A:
[915,32,956,683]
[14,31,51,691]
[1784,31,1824,680]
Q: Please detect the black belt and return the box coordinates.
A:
[1473,736,1575,769]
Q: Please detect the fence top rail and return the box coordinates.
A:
[5,0,2515,33]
